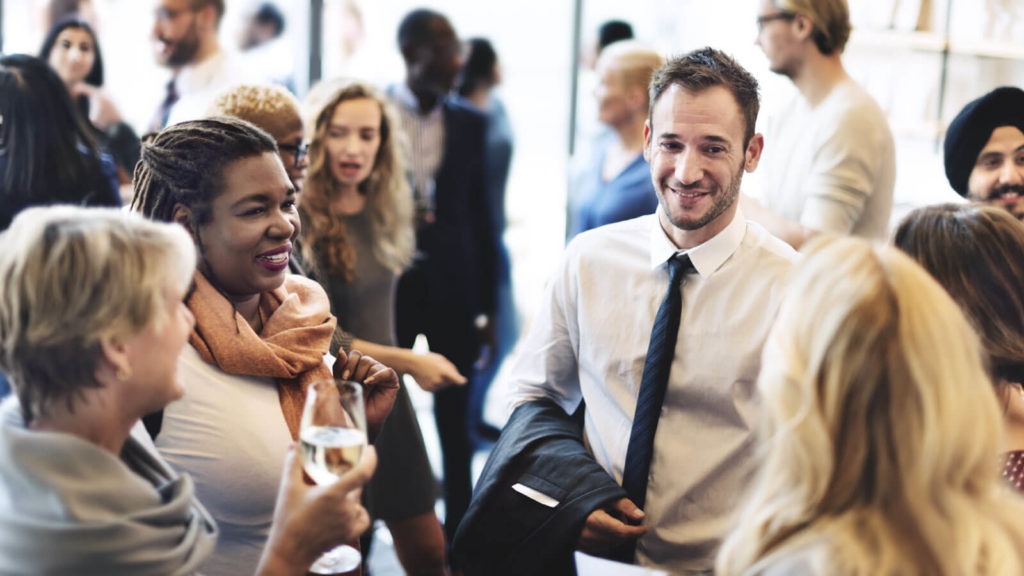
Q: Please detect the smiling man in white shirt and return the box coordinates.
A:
[507,47,797,574]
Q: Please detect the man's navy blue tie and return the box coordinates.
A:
[612,252,693,562]
[149,80,179,133]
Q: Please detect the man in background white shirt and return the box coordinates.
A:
[149,0,252,130]
[743,0,895,248]
[507,47,797,574]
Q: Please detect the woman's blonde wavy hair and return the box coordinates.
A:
[717,237,1024,575]
[300,78,414,280]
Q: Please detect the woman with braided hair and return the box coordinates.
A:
[210,81,454,574]
[132,116,399,576]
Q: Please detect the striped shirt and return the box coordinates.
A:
[389,82,445,223]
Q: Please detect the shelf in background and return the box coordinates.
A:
[850,30,1024,60]
[947,39,1024,60]
[849,29,947,52]
[889,119,945,141]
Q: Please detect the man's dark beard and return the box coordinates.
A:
[984,185,1024,220]
[165,39,199,68]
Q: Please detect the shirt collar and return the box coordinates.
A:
[391,82,445,118]
[174,47,227,93]
[648,206,746,277]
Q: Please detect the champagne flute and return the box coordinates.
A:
[299,379,368,574]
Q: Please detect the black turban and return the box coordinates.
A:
[943,86,1024,197]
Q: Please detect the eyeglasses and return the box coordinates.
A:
[277,141,309,169]
[154,6,198,24]
[756,11,797,32]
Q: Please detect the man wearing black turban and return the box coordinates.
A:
[944,86,1024,220]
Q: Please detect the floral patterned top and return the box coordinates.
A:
[1002,451,1024,493]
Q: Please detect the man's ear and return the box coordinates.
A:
[794,14,814,42]
[399,43,417,66]
[642,119,653,162]
[196,3,219,34]
[745,133,765,173]
[171,203,197,241]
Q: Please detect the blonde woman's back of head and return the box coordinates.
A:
[717,236,1024,576]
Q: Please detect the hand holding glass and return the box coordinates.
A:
[299,379,368,574]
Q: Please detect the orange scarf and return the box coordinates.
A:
[187,271,337,440]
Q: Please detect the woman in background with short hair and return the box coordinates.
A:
[567,40,664,238]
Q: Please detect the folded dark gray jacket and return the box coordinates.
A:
[452,398,625,576]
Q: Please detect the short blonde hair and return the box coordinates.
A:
[0,206,195,424]
[207,83,303,142]
[597,40,664,102]
[717,237,1024,574]
[773,0,851,54]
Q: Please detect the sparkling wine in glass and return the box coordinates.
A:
[299,379,368,574]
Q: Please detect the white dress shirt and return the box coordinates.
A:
[165,47,254,127]
[389,82,445,217]
[509,208,797,574]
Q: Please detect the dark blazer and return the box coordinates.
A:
[452,399,625,576]
[415,98,498,319]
